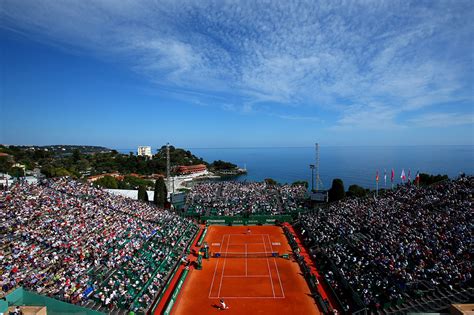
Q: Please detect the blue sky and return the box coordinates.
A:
[1,0,473,148]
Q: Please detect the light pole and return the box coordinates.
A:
[309,164,315,192]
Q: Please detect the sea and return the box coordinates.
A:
[117,146,474,190]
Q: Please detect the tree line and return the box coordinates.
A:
[0,145,238,179]
[327,173,450,202]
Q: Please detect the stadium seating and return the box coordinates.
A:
[0,178,198,314]
[295,176,473,313]
[186,181,306,216]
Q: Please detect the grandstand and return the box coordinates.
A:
[295,176,473,314]
[1,178,198,314]
[1,177,472,315]
[184,181,307,216]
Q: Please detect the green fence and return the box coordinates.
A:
[3,287,105,315]
[163,269,189,315]
[201,214,293,225]
[197,227,208,246]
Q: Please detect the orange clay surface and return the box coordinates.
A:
[171,225,321,315]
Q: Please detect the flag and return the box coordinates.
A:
[384,169,387,186]
[391,169,395,182]
[401,169,406,181]
[376,170,379,182]
[415,171,420,185]
[408,169,411,181]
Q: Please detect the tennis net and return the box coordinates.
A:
[213,251,279,258]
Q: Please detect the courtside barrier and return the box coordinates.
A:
[163,269,189,315]
[202,214,293,225]
[196,226,207,246]
[149,261,181,314]
[149,224,199,314]
[283,226,333,315]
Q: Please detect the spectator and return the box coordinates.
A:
[0,178,198,313]
[296,177,472,310]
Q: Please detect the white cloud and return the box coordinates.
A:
[274,114,323,122]
[333,103,402,130]
[407,113,474,128]
[1,0,473,130]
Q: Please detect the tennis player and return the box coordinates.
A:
[219,299,229,310]
[247,228,251,234]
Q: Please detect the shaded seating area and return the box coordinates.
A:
[295,176,473,314]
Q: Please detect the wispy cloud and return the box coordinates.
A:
[407,113,474,128]
[1,0,473,130]
[274,114,323,122]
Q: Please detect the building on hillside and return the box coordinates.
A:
[143,173,165,180]
[175,164,207,175]
[87,172,123,182]
[137,146,152,158]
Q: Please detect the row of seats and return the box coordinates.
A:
[0,178,198,314]
[295,176,472,313]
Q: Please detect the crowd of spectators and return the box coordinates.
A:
[297,176,472,311]
[185,181,306,216]
[0,178,198,314]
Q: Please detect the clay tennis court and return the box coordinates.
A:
[171,225,320,315]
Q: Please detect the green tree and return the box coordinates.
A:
[419,173,449,186]
[94,175,119,189]
[119,176,153,190]
[10,167,25,178]
[0,156,13,173]
[153,177,168,207]
[41,166,72,178]
[347,184,368,198]
[138,185,149,202]
[328,178,345,202]
[72,149,81,162]
[264,178,278,185]
[210,160,237,170]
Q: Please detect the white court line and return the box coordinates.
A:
[267,234,285,298]
[217,234,231,298]
[224,234,269,236]
[208,234,225,297]
[262,234,275,297]
[223,275,270,278]
[245,243,247,276]
[209,296,286,299]
[223,243,266,245]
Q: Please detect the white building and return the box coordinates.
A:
[137,146,152,158]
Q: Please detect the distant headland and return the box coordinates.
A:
[0,144,246,190]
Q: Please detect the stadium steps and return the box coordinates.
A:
[452,287,472,301]
[83,300,93,308]
[109,308,129,315]
[428,299,448,311]
[82,299,109,313]
[396,287,473,314]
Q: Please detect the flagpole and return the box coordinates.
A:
[391,168,394,189]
